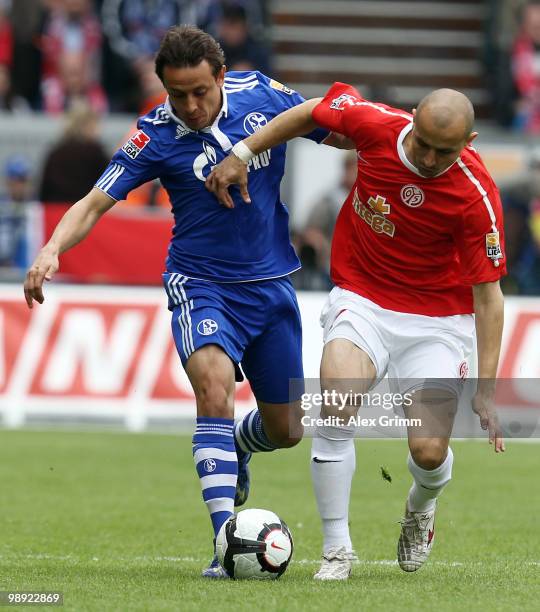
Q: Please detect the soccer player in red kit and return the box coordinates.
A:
[207,84,506,579]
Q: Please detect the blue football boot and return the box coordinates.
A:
[201,539,229,579]
[201,554,229,579]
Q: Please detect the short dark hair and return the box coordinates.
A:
[155,26,225,81]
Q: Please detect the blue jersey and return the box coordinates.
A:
[95,71,327,282]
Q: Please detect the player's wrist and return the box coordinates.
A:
[231,141,255,164]
[41,243,60,257]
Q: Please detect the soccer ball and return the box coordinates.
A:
[215,508,293,579]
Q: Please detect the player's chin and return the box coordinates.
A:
[187,116,206,130]
[418,168,437,178]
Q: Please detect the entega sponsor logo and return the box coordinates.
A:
[352,189,395,237]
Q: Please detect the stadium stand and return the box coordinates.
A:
[271,0,491,117]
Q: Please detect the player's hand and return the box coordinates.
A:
[23,248,59,309]
[472,390,505,453]
[206,153,251,209]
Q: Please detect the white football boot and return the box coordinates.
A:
[313,546,357,581]
[397,504,436,572]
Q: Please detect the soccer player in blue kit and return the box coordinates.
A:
[23,26,346,578]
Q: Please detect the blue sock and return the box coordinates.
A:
[235,409,279,454]
[192,417,237,537]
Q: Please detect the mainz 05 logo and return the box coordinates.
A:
[400,184,425,208]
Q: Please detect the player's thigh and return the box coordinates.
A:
[167,278,248,418]
[321,339,377,381]
[320,288,386,417]
[241,280,304,406]
[241,283,304,445]
[170,298,245,371]
[389,314,474,385]
[320,340,377,419]
[391,333,465,467]
[390,313,473,422]
[184,344,236,418]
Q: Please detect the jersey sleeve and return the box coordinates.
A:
[256,72,328,144]
[94,122,162,201]
[312,82,391,148]
[454,177,507,285]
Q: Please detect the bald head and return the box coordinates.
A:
[404,89,477,178]
[416,88,475,140]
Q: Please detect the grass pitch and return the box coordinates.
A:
[0,430,538,611]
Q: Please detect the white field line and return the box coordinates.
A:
[1,554,539,567]
[2,427,540,442]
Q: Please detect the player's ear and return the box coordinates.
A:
[216,65,226,87]
[467,131,479,144]
[412,108,417,118]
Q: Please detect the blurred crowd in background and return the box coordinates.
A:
[0,0,540,295]
[0,0,270,114]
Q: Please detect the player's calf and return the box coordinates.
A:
[397,447,453,572]
[258,400,304,448]
[192,417,238,577]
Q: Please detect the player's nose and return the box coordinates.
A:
[184,96,198,115]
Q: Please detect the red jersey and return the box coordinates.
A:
[312,83,506,316]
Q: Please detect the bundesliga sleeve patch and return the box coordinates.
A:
[122,130,151,159]
[485,232,503,263]
[269,79,294,94]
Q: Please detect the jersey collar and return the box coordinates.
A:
[163,87,229,133]
[397,122,457,178]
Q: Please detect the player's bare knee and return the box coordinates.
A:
[321,339,377,383]
[409,440,448,470]
[186,346,235,417]
[194,377,234,417]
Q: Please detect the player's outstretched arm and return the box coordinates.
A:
[472,280,505,453]
[24,188,116,308]
[206,98,322,209]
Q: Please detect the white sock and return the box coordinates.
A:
[407,447,453,513]
[311,425,356,553]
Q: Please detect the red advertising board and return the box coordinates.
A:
[0,286,538,429]
[43,205,171,285]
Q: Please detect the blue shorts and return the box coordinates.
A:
[163,273,304,404]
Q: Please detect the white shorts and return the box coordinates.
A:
[320,287,475,395]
